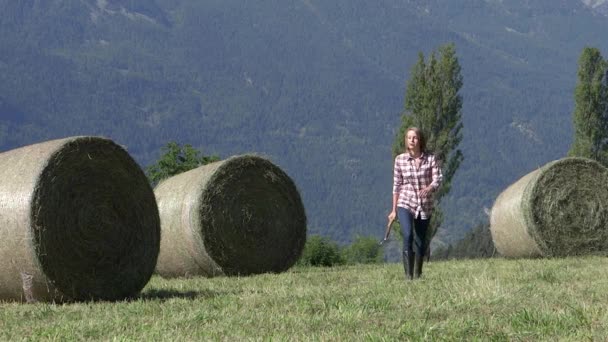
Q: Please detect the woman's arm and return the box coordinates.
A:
[429,155,443,190]
[389,156,403,220]
[386,192,399,237]
[420,155,443,198]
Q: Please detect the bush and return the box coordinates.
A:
[432,223,496,260]
[342,235,383,264]
[298,235,344,267]
[146,142,219,186]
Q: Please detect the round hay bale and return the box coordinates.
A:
[0,137,160,302]
[155,154,307,277]
[490,157,608,258]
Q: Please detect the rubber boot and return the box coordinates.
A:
[402,251,414,280]
[414,253,424,279]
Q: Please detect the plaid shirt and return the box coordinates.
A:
[393,152,443,219]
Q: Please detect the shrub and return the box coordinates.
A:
[432,222,496,260]
[298,235,344,267]
[342,235,384,264]
[146,142,219,186]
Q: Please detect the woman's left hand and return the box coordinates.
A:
[419,185,434,198]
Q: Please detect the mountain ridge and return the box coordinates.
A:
[1,0,607,245]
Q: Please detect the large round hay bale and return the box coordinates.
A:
[0,137,160,302]
[155,154,307,278]
[490,157,608,258]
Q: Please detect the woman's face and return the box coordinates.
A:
[406,130,420,152]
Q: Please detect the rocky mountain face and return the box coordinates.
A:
[582,0,608,14]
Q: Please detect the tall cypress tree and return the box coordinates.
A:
[392,43,464,239]
[569,47,608,166]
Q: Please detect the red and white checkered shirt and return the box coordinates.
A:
[393,152,443,219]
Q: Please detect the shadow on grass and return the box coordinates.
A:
[11,289,229,305]
[138,288,226,302]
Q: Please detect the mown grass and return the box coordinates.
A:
[1,257,607,341]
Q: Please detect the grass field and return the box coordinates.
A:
[1,257,607,341]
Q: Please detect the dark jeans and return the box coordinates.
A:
[397,207,429,257]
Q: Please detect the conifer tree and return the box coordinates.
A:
[392,43,464,239]
[569,47,608,166]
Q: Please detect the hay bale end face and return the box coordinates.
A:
[155,155,307,278]
[490,157,608,258]
[0,137,160,302]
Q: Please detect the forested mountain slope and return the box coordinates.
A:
[1,0,607,245]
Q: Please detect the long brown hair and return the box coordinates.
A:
[405,127,426,154]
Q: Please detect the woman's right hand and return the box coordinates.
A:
[388,210,397,223]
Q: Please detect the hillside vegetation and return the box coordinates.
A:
[1,0,608,244]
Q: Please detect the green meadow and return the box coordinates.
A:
[1,257,607,341]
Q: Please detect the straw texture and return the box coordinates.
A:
[490,157,608,258]
[0,137,160,302]
[155,155,307,277]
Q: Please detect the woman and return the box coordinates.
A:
[385,127,442,280]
